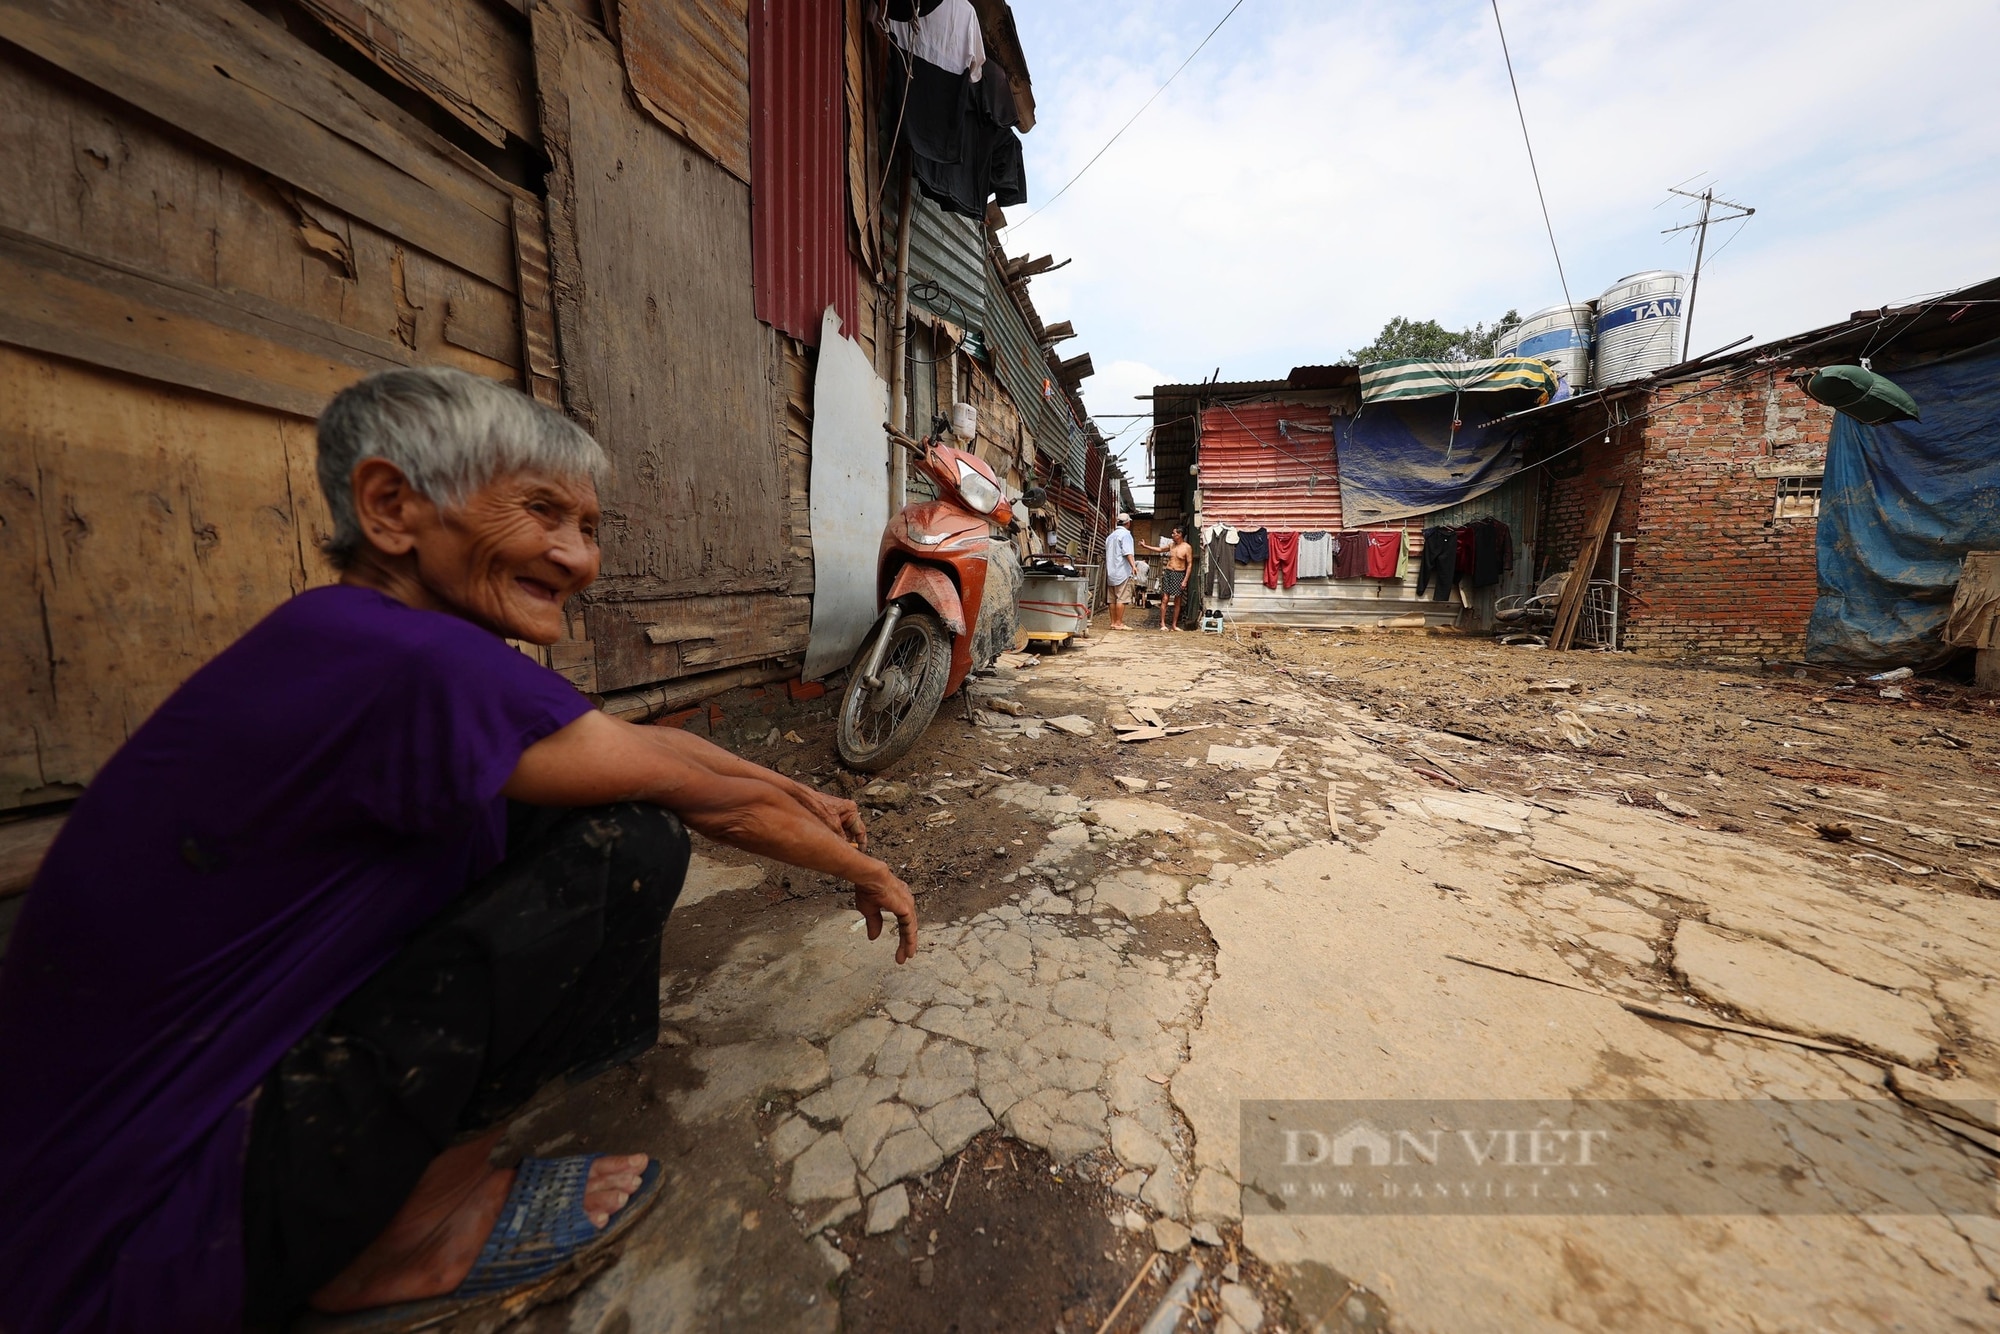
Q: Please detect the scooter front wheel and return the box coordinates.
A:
[836,610,952,772]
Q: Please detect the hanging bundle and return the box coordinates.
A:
[1805,365,1920,425]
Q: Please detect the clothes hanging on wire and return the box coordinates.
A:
[1265,531,1300,589]
[884,39,1026,219]
[1296,531,1333,579]
[1396,528,1416,579]
[1365,530,1402,579]
[1205,528,1235,601]
[1417,526,1459,599]
[1334,530,1371,578]
[1235,527,1270,565]
[1470,516,1514,589]
[887,0,985,81]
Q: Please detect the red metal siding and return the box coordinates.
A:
[1197,402,1344,530]
[749,0,858,344]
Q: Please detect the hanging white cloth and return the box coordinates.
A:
[888,0,986,81]
[1296,532,1334,579]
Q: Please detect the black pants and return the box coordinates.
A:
[241,803,689,1321]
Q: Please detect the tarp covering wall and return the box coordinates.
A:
[1805,346,2000,669]
[1359,356,1557,404]
[1335,395,1531,526]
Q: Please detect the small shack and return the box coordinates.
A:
[1150,359,1556,630]
[1512,275,2000,659]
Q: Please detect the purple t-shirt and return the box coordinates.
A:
[0,586,592,1332]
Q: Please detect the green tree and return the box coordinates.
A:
[1349,309,1521,364]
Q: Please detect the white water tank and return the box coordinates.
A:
[1495,322,1523,358]
[1514,302,1595,391]
[1594,271,1687,385]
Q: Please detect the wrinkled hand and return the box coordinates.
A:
[855,867,919,964]
[793,784,868,850]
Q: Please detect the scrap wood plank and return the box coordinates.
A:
[1445,954,1859,1055]
[1551,485,1621,651]
[0,0,517,289]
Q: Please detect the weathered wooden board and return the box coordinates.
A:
[0,348,332,809]
[779,337,817,594]
[295,0,537,147]
[584,594,810,692]
[0,0,517,290]
[614,0,751,184]
[0,51,520,410]
[510,195,564,408]
[533,4,792,616]
[843,0,877,272]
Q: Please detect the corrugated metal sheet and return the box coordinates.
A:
[891,182,986,331]
[1196,401,1344,530]
[984,251,1069,470]
[1419,469,1538,604]
[749,0,856,344]
[620,0,752,183]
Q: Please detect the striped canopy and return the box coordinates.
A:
[1358,356,1558,405]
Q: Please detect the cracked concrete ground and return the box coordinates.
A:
[480,627,2000,1333]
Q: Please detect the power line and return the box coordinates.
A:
[1489,0,1573,312]
[1003,0,1250,236]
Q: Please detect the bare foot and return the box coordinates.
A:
[310,1136,650,1312]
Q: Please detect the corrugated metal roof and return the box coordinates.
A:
[622,0,752,184]
[749,0,856,344]
[1196,401,1344,530]
[889,183,986,332]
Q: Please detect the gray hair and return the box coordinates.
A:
[316,366,610,568]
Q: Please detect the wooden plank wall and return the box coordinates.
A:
[0,0,898,803]
[532,4,813,693]
[0,0,533,808]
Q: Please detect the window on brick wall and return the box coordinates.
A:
[1774,474,1822,520]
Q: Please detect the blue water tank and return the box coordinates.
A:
[1594,271,1687,385]
[1514,302,1595,391]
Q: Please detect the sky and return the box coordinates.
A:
[995,0,2000,505]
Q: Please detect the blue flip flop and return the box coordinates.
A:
[301,1153,664,1331]
[456,1154,661,1296]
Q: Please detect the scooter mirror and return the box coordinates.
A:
[1021,486,1048,510]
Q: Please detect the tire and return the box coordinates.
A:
[836,610,952,772]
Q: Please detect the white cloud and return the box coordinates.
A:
[998,0,2000,395]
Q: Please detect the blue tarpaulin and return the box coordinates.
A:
[1805,345,2000,668]
[1335,394,1532,525]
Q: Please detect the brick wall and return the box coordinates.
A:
[1621,372,1833,655]
[654,676,838,767]
[1538,418,1645,586]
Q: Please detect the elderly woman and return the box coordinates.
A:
[0,368,918,1331]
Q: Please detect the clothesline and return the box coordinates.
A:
[1199,518,1514,603]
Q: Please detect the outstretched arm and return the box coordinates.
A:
[504,710,917,961]
[635,723,869,848]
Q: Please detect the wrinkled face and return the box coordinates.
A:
[416,468,601,643]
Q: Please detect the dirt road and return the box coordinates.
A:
[490,625,2000,1334]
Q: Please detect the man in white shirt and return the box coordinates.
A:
[1104,514,1137,631]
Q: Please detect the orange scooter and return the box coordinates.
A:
[835,421,1033,771]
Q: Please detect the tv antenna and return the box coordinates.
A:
[1662,184,1754,360]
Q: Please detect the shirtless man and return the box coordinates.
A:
[1156,527,1194,631]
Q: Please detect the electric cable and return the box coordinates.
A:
[1490,0,1573,312]
[1002,0,1250,236]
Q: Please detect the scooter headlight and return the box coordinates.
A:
[954,459,1002,515]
